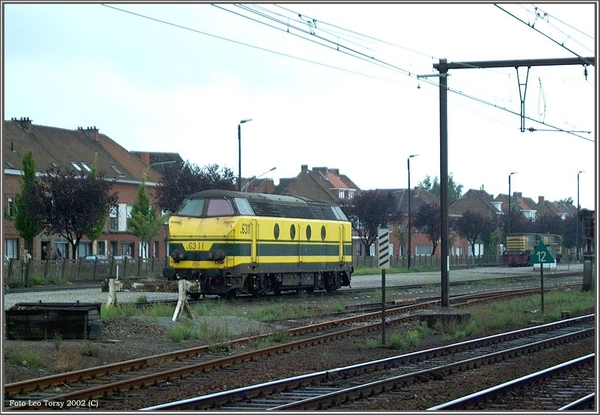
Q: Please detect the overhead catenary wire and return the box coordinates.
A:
[101,3,594,142]
[224,3,594,141]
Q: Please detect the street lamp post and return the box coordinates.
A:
[507,172,517,244]
[143,160,176,180]
[241,166,276,192]
[577,170,585,262]
[238,119,253,191]
[407,154,418,269]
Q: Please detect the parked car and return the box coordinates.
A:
[113,255,135,264]
[84,255,109,264]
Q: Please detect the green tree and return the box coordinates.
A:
[480,215,501,256]
[453,210,497,258]
[128,180,166,259]
[156,162,235,214]
[418,173,463,205]
[413,203,441,255]
[342,190,397,257]
[86,154,107,248]
[14,151,43,255]
[26,167,118,259]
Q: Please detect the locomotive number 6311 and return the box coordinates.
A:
[163,190,353,299]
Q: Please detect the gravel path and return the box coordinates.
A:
[3,263,586,309]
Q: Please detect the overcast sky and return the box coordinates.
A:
[3,2,596,209]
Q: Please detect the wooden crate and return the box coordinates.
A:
[5,302,102,340]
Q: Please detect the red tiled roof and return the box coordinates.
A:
[3,118,163,182]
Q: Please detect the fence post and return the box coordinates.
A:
[106,278,117,306]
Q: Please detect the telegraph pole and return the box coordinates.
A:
[431,56,594,308]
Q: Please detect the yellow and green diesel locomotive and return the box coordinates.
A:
[162,190,353,298]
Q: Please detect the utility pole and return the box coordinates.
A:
[432,55,594,308]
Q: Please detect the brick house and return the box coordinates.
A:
[3,118,173,261]
[274,165,359,203]
[494,192,538,222]
[385,187,441,258]
[535,196,577,220]
[449,188,503,256]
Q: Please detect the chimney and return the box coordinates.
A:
[14,117,32,131]
[538,196,545,204]
[140,152,151,165]
[79,126,99,141]
[301,164,308,173]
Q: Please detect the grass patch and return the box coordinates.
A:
[356,337,381,350]
[436,288,595,342]
[244,302,316,321]
[101,303,150,321]
[80,341,100,357]
[4,347,46,368]
[170,323,197,342]
[144,303,174,320]
[169,318,232,344]
[135,295,148,304]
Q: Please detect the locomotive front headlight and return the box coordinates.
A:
[170,250,186,263]
[207,250,226,261]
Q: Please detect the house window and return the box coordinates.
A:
[468,243,484,256]
[5,197,14,218]
[122,242,134,257]
[77,242,92,258]
[416,245,432,256]
[4,238,18,259]
[109,206,118,231]
[71,162,82,172]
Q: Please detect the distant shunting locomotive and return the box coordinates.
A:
[163,190,353,299]
[501,233,563,267]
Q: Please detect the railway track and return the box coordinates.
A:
[142,315,595,411]
[4,286,593,410]
[428,354,595,411]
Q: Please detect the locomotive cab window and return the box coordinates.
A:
[178,198,205,217]
[234,198,255,216]
[331,206,349,221]
[207,198,235,217]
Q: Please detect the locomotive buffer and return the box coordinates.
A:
[528,240,555,315]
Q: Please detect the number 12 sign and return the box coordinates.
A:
[528,241,555,265]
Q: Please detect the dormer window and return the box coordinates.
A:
[111,165,125,177]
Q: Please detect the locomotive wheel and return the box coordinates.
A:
[190,293,201,301]
[225,289,238,299]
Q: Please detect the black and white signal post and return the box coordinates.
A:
[378,227,390,345]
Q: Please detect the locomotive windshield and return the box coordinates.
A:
[177,198,205,217]
[206,199,235,216]
[177,196,254,218]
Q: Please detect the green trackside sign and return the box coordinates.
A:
[528,240,555,265]
[528,240,554,314]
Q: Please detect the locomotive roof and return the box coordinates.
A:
[185,189,346,220]
[187,189,333,206]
